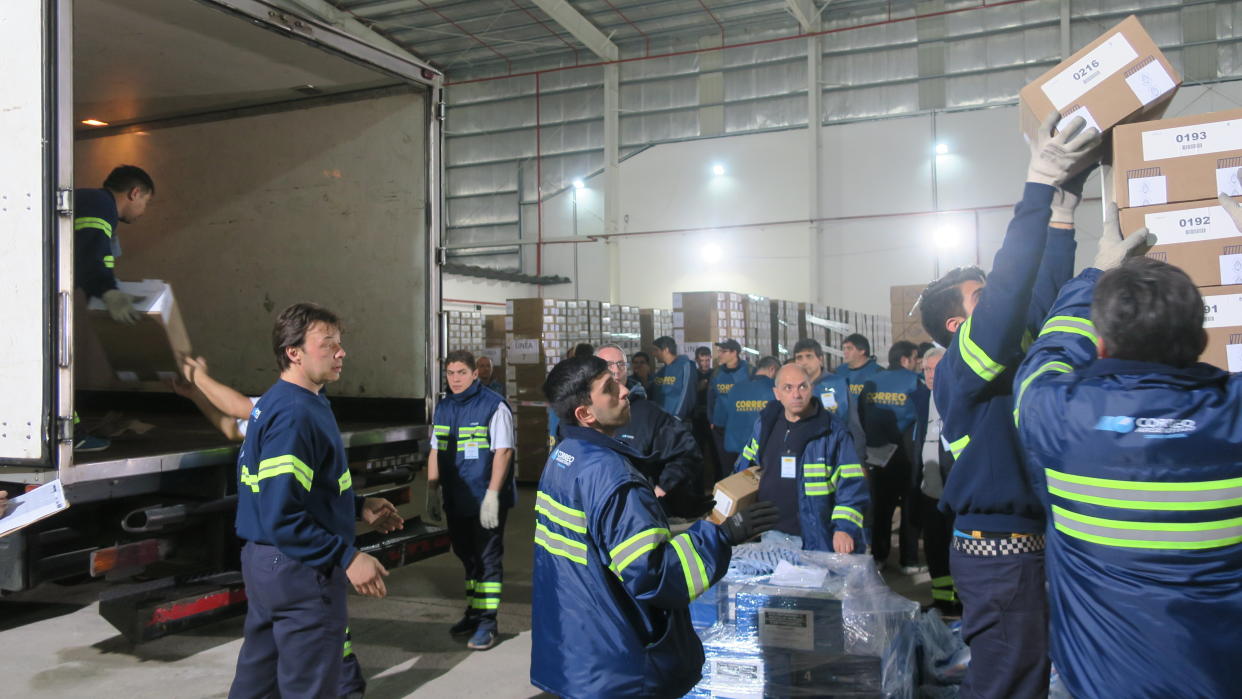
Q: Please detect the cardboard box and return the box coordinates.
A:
[708,466,761,525]
[1019,15,1178,142]
[86,279,192,382]
[1118,197,1242,286]
[1113,108,1242,209]
[1200,285,1242,372]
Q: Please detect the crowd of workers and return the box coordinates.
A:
[65,111,1242,698]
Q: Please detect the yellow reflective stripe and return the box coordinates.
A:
[103,255,115,269]
[932,588,958,601]
[1052,505,1242,550]
[434,438,449,450]
[475,582,502,593]
[74,216,113,237]
[804,481,833,496]
[471,598,500,610]
[257,454,314,491]
[1014,360,1073,426]
[465,579,476,592]
[957,316,1005,382]
[534,523,588,565]
[741,438,758,460]
[670,533,709,601]
[1039,315,1099,344]
[338,470,352,494]
[931,575,954,588]
[834,463,865,483]
[609,527,670,576]
[833,505,864,528]
[240,465,259,493]
[343,639,353,658]
[536,491,588,533]
[457,441,491,450]
[1046,469,1242,511]
[948,435,970,459]
[803,463,827,476]
[433,424,451,435]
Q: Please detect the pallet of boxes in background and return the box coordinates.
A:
[639,307,674,354]
[444,309,485,354]
[890,284,932,346]
[743,294,774,358]
[771,299,799,361]
[673,291,746,357]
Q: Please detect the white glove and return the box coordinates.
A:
[480,489,500,529]
[1094,204,1157,271]
[1049,187,1082,226]
[425,482,444,524]
[1219,169,1242,232]
[102,289,140,325]
[1027,111,1101,187]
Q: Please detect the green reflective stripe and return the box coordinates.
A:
[1040,315,1099,343]
[931,575,954,588]
[1052,505,1242,550]
[465,579,476,592]
[457,441,491,450]
[670,533,709,601]
[103,255,115,269]
[741,439,758,460]
[957,316,1005,382]
[834,464,865,482]
[475,582,502,593]
[803,463,827,476]
[832,506,864,528]
[804,481,833,496]
[608,527,670,576]
[1014,361,1073,426]
[434,439,449,450]
[948,435,970,459]
[433,424,451,435]
[338,470,352,493]
[535,491,588,533]
[240,465,259,493]
[458,426,489,437]
[1021,329,1035,353]
[932,588,959,601]
[74,216,113,237]
[1046,469,1242,511]
[257,454,313,491]
[343,635,353,658]
[534,523,588,565]
[471,598,500,610]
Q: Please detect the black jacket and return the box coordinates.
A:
[614,399,700,495]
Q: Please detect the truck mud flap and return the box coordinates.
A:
[98,572,247,644]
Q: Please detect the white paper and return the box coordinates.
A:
[780,456,796,479]
[819,390,838,411]
[1217,167,1242,197]
[1143,205,1239,244]
[1125,60,1176,106]
[713,490,735,517]
[1202,292,1242,328]
[710,659,763,699]
[866,444,898,468]
[769,559,830,589]
[1220,255,1242,284]
[1056,106,1100,136]
[758,607,815,651]
[465,441,480,460]
[506,338,540,364]
[1128,176,1168,206]
[1142,119,1242,161]
[1227,344,1242,372]
[1041,33,1138,110]
[1,480,68,538]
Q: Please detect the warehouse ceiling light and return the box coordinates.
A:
[933,226,960,249]
[572,178,585,190]
[703,243,724,264]
[712,164,726,176]
[935,143,949,155]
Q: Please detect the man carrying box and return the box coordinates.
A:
[734,363,868,554]
[916,112,1099,698]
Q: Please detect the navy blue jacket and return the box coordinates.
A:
[734,402,868,551]
[531,425,732,698]
[613,399,700,495]
[835,357,881,399]
[235,380,362,571]
[707,360,750,425]
[813,371,867,458]
[934,183,1073,533]
[1015,268,1242,698]
[723,375,774,454]
[431,381,516,517]
[73,188,120,298]
[652,355,696,419]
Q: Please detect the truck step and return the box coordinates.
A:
[98,572,246,644]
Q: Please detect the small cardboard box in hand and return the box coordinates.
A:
[87,279,192,382]
[708,466,762,525]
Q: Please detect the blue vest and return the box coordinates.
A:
[723,375,774,454]
[812,372,852,417]
[836,357,882,397]
[431,381,515,517]
[861,368,922,447]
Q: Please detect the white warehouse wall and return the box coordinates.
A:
[450,80,1242,318]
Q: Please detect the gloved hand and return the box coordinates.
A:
[719,500,781,545]
[1219,168,1242,232]
[102,289,140,325]
[1049,161,1097,226]
[1027,111,1101,187]
[1094,204,1157,271]
[425,481,444,524]
[480,489,500,529]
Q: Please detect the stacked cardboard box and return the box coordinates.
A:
[890,284,932,346]
[609,304,641,355]
[797,303,830,348]
[740,294,773,357]
[639,307,674,354]
[673,292,746,358]
[770,300,798,360]
[796,304,892,371]
[1114,108,1242,371]
[445,310,485,354]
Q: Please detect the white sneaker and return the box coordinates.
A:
[899,565,928,575]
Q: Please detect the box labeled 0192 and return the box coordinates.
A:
[1119,196,1242,287]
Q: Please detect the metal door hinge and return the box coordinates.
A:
[55,189,72,216]
[56,416,74,444]
[437,101,446,121]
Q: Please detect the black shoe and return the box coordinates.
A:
[449,612,481,636]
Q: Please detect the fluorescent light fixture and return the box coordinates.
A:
[703,243,723,264]
[572,179,585,190]
[933,226,960,249]
[935,143,949,155]
[81,119,109,127]
[711,164,726,176]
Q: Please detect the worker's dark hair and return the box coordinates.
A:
[544,356,611,425]
[1093,258,1206,368]
[843,333,871,356]
[653,336,677,354]
[888,340,919,369]
[272,302,340,371]
[631,351,651,364]
[102,165,155,195]
[919,266,987,348]
[792,338,823,358]
[572,343,595,359]
[445,349,476,370]
[695,346,712,357]
[917,341,936,358]
[755,355,781,373]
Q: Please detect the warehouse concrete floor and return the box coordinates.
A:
[0,484,932,698]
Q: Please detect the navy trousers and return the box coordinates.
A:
[951,544,1050,699]
[230,542,361,699]
[448,508,508,625]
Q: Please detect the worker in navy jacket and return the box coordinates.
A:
[1013,208,1242,698]
[859,341,930,571]
[231,303,402,699]
[916,111,1100,698]
[722,355,779,464]
[794,338,867,459]
[835,333,882,399]
[74,165,155,325]
[707,339,750,464]
[531,356,778,698]
[650,336,696,419]
[735,363,869,553]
